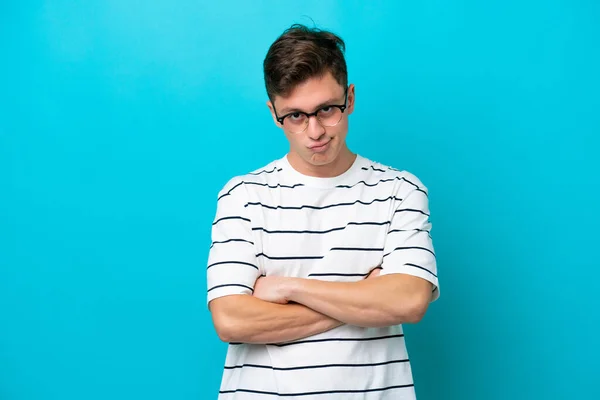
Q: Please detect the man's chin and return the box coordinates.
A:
[307,153,336,166]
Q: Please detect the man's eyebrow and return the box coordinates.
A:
[279,97,340,115]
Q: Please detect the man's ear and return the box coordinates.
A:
[266,100,282,128]
[346,84,356,115]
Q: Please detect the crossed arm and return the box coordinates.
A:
[209,269,433,344]
[208,177,436,345]
[208,293,342,344]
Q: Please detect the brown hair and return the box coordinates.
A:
[263,24,348,101]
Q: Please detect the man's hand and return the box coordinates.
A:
[367,266,382,279]
[253,275,292,304]
[254,267,383,304]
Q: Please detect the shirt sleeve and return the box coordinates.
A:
[380,174,440,302]
[206,178,261,305]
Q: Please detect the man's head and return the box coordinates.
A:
[263,24,355,176]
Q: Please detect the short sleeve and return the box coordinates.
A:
[206,178,261,305]
[380,174,439,302]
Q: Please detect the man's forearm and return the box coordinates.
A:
[285,275,432,328]
[209,295,342,344]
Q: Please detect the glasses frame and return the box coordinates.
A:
[273,87,349,133]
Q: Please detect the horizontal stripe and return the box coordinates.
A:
[256,247,383,261]
[404,263,438,278]
[212,216,250,225]
[248,167,282,175]
[210,238,254,249]
[224,358,409,371]
[245,196,402,211]
[329,247,383,252]
[256,253,323,260]
[229,333,405,346]
[207,283,253,293]
[346,176,427,196]
[335,177,399,189]
[219,383,414,396]
[357,167,427,194]
[361,165,401,175]
[383,246,436,258]
[219,176,426,202]
[394,208,430,216]
[337,176,427,196]
[361,166,387,173]
[309,266,382,278]
[308,272,369,277]
[388,228,432,238]
[206,261,258,270]
[252,221,390,235]
[218,181,303,201]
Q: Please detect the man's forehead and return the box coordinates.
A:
[275,86,345,114]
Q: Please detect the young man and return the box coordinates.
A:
[207,24,439,399]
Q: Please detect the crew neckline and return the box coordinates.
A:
[278,153,365,188]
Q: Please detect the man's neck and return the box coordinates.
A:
[287,147,357,178]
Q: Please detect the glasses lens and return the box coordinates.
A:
[317,107,343,127]
[283,113,308,133]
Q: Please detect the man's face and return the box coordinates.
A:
[268,72,355,174]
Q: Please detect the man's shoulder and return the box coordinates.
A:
[216,158,283,200]
[358,155,428,193]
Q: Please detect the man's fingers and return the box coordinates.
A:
[367,267,382,279]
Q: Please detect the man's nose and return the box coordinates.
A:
[305,115,326,140]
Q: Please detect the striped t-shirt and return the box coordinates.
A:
[207,154,439,399]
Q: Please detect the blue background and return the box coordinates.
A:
[1,1,599,399]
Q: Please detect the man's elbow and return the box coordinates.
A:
[394,294,430,324]
[209,309,232,342]
[402,301,429,323]
[213,317,235,342]
[209,298,241,343]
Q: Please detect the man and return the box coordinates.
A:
[207,24,439,399]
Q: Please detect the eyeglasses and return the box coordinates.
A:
[273,88,348,134]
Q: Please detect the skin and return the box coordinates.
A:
[209,72,433,344]
[253,271,432,328]
[210,269,381,344]
[266,72,357,178]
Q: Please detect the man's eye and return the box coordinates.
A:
[320,106,333,114]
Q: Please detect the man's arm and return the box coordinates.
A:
[254,273,432,328]
[210,267,382,344]
[209,295,341,344]
[253,175,439,328]
[207,178,343,344]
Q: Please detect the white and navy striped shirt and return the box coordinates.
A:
[207,154,439,399]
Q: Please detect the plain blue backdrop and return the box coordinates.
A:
[1,1,599,399]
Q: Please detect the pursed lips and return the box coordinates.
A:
[308,140,331,150]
